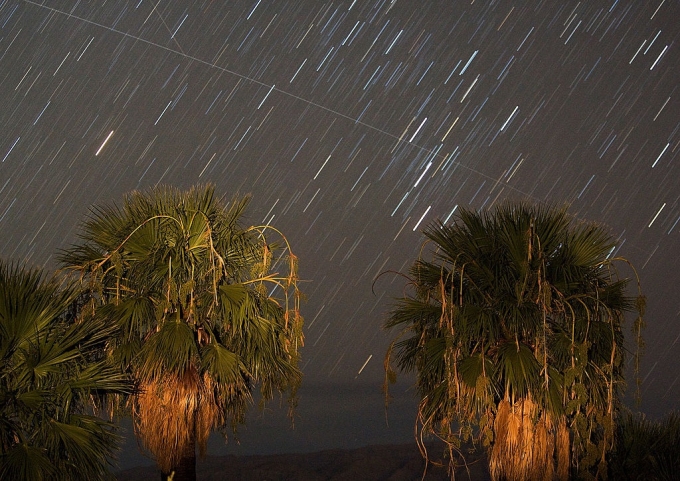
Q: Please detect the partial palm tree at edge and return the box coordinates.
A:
[0,260,130,480]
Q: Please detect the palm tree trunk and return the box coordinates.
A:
[160,434,196,481]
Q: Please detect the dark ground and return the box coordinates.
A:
[115,442,491,481]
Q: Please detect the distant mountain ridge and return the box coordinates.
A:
[116,442,491,480]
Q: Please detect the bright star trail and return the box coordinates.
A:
[1,0,679,463]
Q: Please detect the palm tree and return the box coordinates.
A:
[0,260,130,480]
[610,409,680,480]
[383,203,645,480]
[59,184,304,481]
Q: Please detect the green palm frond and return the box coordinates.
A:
[48,416,118,476]
[496,341,541,399]
[138,320,198,382]
[200,343,243,386]
[459,353,496,390]
[0,444,54,481]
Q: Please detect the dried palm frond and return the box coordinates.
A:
[490,398,566,481]
[134,367,220,473]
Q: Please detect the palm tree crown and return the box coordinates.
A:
[59,184,304,479]
[0,260,130,480]
[384,203,645,480]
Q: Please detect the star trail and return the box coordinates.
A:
[1,0,679,457]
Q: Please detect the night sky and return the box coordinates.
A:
[1,0,679,465]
